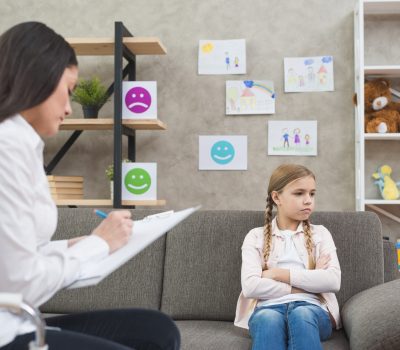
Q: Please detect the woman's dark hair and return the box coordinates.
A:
[0,22,78,122]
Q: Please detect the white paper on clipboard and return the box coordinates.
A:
[67,205,201,289]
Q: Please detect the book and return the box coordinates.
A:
[51,194,84,200]
[48,182,84,189]
[47,176,83,182]
[50,188,84,195]
[67,205,201,289]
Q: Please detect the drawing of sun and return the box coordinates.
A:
[201,42,214,54]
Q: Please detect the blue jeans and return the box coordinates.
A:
[248,301,332,350]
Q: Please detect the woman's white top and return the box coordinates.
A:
[0,115,110,347]
[257,229,328,311]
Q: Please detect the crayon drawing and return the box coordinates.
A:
[198,39,246,75]
[268,121,317,156]
[284,56,334,92]
[226,80,275,115]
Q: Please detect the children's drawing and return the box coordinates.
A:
[198,39,246,75]
[199,135,247,170]
[284,56,334,92]
[226,80,275,115]
[268,121,317,156]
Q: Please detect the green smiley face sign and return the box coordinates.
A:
[124,168,151,195]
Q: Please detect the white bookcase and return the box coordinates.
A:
[354,0,400,223]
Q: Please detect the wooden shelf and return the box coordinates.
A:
[364,65,400,77]
[364,1,400,15]
[55,199,166,206]
[365,199,400,205]
[364,133,400,140]
[66,37,167,56]
[59,119,167,131]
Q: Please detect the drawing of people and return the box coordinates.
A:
[282,128,290,148]
[234,56,239,67]
[293,128,301,147]
[304,134,311,146]
[318,65,328,85]
[287,68,298,86]
[298,75,305,87]
[227,87,239,112]
[225,52,230,70]
[307,66,315,83]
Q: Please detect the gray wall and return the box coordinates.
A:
[0,2,368,214]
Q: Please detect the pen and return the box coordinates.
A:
[95,209,108,219]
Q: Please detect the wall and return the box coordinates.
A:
[0,1,357,213]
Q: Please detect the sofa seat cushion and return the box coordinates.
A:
[175,320,349,350]
[175,320,251,350]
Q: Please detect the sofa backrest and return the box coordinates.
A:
[41,208,165,313]
[160,210,384,321]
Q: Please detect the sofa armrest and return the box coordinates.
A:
[383,240,400,282]
[341,279,400,350]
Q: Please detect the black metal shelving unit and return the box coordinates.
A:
[45,22,166,208]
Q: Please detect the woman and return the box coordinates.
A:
[0,22,180,350]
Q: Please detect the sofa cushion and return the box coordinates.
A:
[383,239,400,282]
[175,320,349,350]
[41,208,165,313]
[311,211,384,308]
[161,211,384,321]
[341,278,400,350]
[161,211,261,320]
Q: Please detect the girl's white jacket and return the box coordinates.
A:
[234,218,341,330]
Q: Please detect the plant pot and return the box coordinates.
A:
[110,181,113,200]
[82,105,99,119]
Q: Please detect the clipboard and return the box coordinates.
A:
[67,205,201,289]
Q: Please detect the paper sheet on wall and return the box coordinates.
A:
[67,206,201,289]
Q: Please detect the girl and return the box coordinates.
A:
[234,164,341,350]
[0,22,180,350]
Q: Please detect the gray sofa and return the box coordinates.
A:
[42,209,400,350]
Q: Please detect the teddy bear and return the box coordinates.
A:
[363,78,400,133]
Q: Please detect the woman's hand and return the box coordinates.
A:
[67,236,87,247]
[316,254,331,270]
[91,210,133,253]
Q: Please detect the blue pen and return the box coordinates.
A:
[95,209,108,219]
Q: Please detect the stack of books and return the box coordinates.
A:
[47,175,84,200]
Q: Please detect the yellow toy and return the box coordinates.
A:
[372,165,400,200]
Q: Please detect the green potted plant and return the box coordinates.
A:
[72,77,109,118]
[105,159,131,199]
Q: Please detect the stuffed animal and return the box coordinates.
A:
[364,78,400,133]
[372,165,400,200]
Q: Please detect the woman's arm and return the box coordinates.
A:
[0,138,110,307]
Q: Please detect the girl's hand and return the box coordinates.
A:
[262,269,275,279]
[262,268,290,283]
[92,210,133,253]
[316,254,331,269]
[291,286,306,294]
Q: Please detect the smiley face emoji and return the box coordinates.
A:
[210,140,235,165]
[124,168,151,195]
[125,87,152,114]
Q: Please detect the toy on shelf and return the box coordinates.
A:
[364,79,400,133]
[372,165,400,200]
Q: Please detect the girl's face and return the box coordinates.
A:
[22,66,78,137]
[272,175,316,229]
